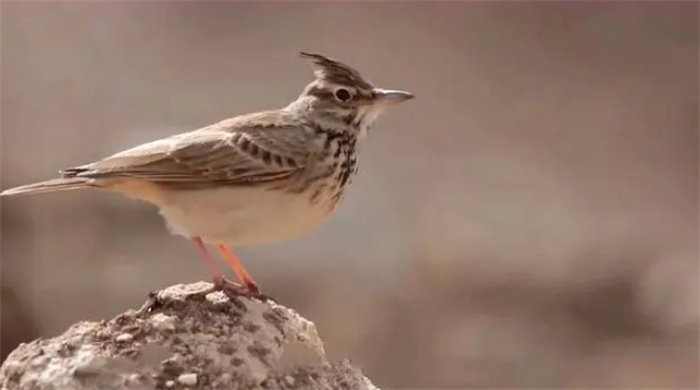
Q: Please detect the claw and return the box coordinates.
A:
[136,291,162,316]
[212,275,274,303]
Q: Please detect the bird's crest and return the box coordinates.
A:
[299,52,373,89]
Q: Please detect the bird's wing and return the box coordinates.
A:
[62,111,312,186]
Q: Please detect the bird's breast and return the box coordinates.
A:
[157,182,339,246]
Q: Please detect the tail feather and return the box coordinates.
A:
[0,178,92,196]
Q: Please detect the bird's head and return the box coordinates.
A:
[290,52,413,137]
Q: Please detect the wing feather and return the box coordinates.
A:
[61,111,313,186]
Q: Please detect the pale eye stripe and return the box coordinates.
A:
[307,86,334,99]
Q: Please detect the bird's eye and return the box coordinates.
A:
[334,88,352,102]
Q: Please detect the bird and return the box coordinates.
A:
[0,52,413,300]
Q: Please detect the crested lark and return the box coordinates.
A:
[1,52,413,300]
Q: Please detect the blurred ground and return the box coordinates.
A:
[1,2,698,388]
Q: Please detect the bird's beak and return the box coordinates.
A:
[373,89,414,104]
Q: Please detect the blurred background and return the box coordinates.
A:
[1,2,698,388]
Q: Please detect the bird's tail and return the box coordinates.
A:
[0,178,93,196]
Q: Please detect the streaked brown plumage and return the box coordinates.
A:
[1,52,413,300]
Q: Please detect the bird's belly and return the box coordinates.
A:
[158,186,334,245]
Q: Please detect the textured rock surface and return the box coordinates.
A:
[0,282,379,390]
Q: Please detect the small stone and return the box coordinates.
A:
[114,333,133,343]
[177,373,198,386]
[164,380,175,388]
[150,313,176,332]
[125,374,141,386]
[205,290,228,305]
[284,375,295,386]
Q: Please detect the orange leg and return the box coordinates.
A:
[217,244,260,295]
[190,236,221,278]
[137,237,266,315]
[190,237,249,297]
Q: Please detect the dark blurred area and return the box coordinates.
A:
[1,2,698,388]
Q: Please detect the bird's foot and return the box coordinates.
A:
[212,275,275,303]
[136,291,163,316]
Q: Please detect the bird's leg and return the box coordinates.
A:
[138,237,231,316]
[190,236,247,295]
[217,244,273,302]
[216,244,259,294]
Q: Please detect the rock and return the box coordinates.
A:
[114,333,134,343]
[149,313,176,332]
[177,373,197,386]
[0,282,380,390]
